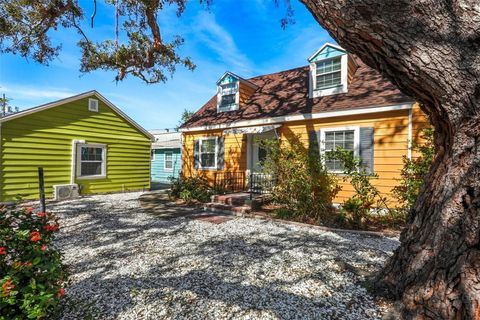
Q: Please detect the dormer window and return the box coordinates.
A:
[219,82,238,112]
[215,71,259,113]
[308,43,355,98]
[316,57,342,89]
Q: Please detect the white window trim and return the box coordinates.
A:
[309,55,349,98]
[88,98,99,112]
[164,151,174,171]
[151,149,156,162]
[198,137,218,170]
[217,81,239,113]
[76,143,107,179]
[320,126,360,173]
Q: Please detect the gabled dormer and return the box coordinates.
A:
[216,72,258,113]
[308,43,357,98]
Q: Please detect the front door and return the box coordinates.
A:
[249,131,275,173]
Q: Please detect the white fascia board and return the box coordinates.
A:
[178,102,415,132]
[0,90,155,141]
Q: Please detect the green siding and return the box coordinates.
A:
[0,95,151,201]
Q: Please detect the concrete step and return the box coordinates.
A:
[204,202,252,215]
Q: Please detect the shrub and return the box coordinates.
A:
[328,148,388,228]
[0,206,67,319]
[392,127,435,211]
[169,175,214,203]
[261,136,340,223]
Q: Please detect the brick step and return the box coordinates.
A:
[211,194,250,206]
[204,202,252,215]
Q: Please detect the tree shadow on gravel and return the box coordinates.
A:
[58,207,398,319]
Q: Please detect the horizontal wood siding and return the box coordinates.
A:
[182,130,247,181]
[182,104,427,206]
[239,83,256,105]
[151,148,181,183]
[0,95,151,201]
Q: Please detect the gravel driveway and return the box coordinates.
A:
[49,191,399,320]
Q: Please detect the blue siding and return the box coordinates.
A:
[310,45,345,62]
[151,148,181,183]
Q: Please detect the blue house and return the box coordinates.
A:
[150,130,182,184]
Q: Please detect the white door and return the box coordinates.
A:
[248,131,276,173]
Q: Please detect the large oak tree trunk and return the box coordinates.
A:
[298,0,480,318]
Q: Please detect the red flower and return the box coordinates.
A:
[41,244,47,251]
[57,288,65,297]
[30,231,41,242]
[25,207,33,214]
[1,280,15,297]
[44,224,59,232]
[0,247,6,255]
[37,212,46,218]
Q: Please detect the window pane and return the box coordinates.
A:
[221,94,236,107]
[345,131,355,141]
[165,153,173,169]
[81,162,102,176]
[344,141,354,150]
[201,153,215,168]
[81,147,103,161]
[316,71,341,89]
[201,139,216,153]
[221,82,237,95]
[325,132,335,142]
[316,57,341,74]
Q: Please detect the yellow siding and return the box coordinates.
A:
[0,95,151,201]
[182,104,428,206]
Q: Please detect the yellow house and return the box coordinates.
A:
[179,43,428,204]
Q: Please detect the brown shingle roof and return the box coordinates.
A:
[181,59,412,129]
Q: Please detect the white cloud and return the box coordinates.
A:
[0,84,76,100]
[193,12,254,76]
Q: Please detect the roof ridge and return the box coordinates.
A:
[247,65,308,81]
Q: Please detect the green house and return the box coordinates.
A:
[0,91,154,202]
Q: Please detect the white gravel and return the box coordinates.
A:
[48,191,399,320]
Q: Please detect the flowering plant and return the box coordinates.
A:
[0,206,67,319]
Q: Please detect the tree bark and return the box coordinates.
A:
[298,0,480,318]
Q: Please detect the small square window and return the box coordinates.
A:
[88,99,99,112]
[164,152,173,170]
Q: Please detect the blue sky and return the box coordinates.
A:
[0,1,333,130]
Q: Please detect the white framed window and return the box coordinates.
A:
[316,57,342,89]
[88,98,99,112]
[320,127,359,173]
[164,151,174,171]
[198,138,217,169]
[309,54,348,98]
[151,149,155,162]
[76,143,107,179]
[218,82,239,112]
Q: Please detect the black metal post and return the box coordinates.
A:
[249,173,253,200]
[38,167,46,213]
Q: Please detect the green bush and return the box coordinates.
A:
[392,127,435,212]
[328,148,388,228]
[261,136,340,223]
[0,206,68,319]
[169,176,214,203]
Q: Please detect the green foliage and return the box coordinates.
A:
[392,127,435,211]
[169,176,214,203]
[261,136,340,223]
[327,148,388,228]
[0,206,68,319]
[177,109,195,128]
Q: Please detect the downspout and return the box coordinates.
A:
[407,107,413,160]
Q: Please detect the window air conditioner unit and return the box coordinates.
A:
[53,184,79,201]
